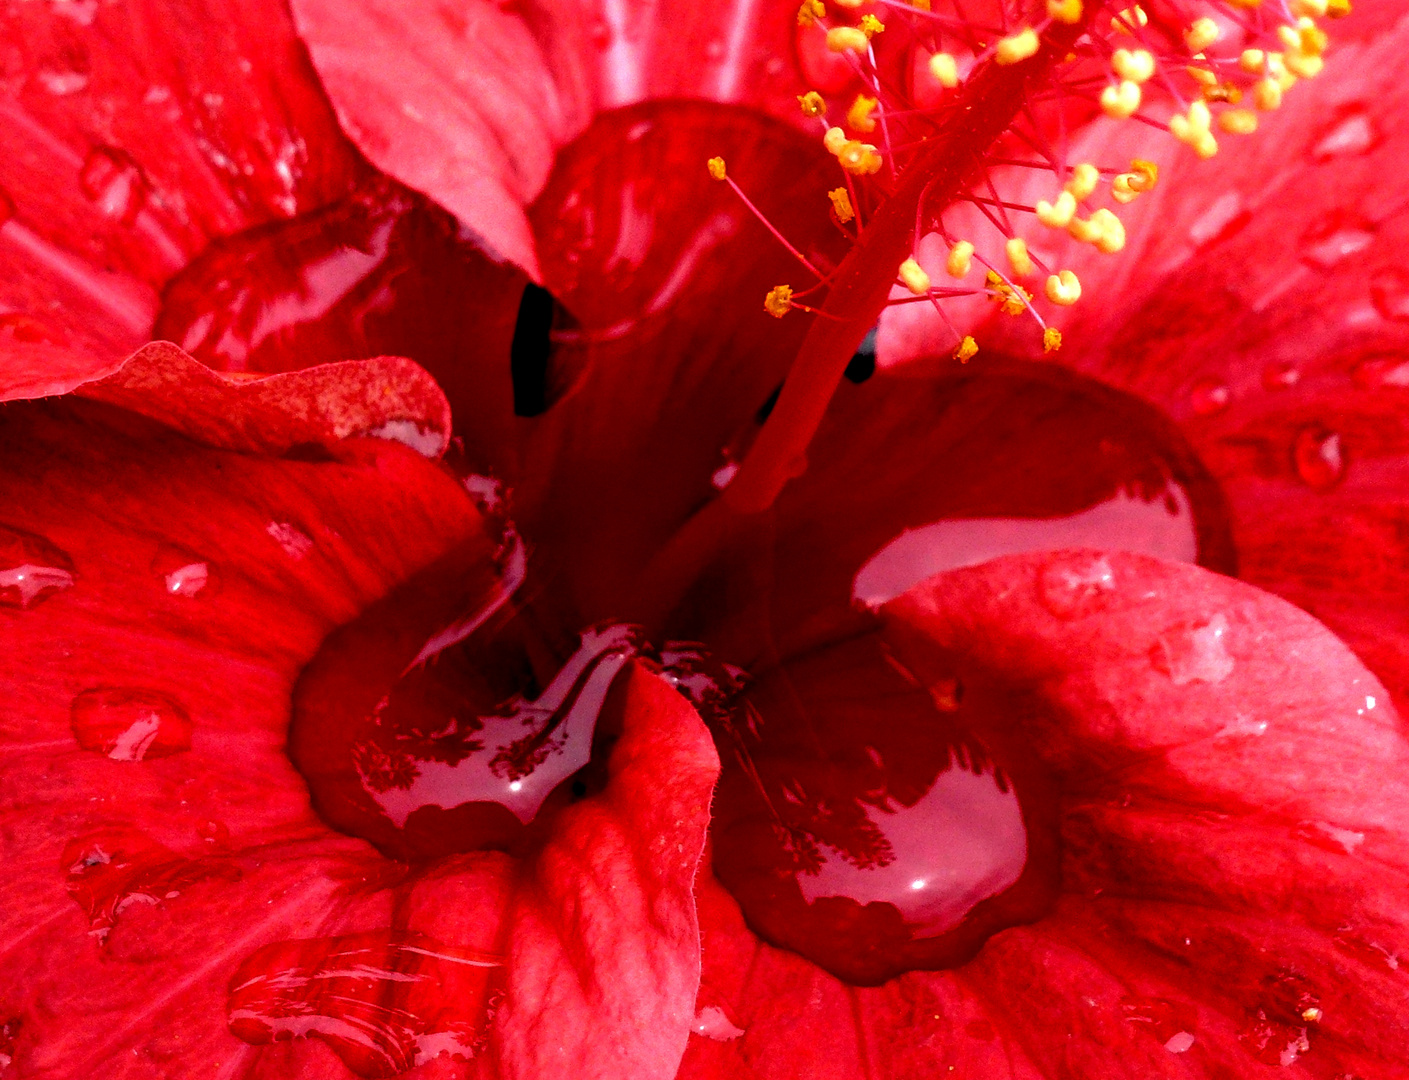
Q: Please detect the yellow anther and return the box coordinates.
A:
[1282,19,1328,56]
[1006,237,1034,277]
[945,241,974,279]
[1326,0,1351,16]
[828,187,854,223]
[929,52,960,88]
[707,156,727,181]
[1111,49,1155,83]
[1266,52,1298,90]
[953,336,979,363]
[823,126,849,154]
[1111,5,1147,34]
[1185,17,1220,52]
[1253,77,1283,110]
[798,91,827,118]
[1187,62,1219,88]
[1046,0,1083,25]
[986,270,1031,315]
[826,26,870,53]
[797,0,825,26]
[1036,189,1077,228]
[1067,216,1102,245]
[1228,0,1262,7]
[860,14,885,37]
[1302,1006,1324,1023]
[1089,208,1126,253]
[837,140,883,175]
[1043,327,1063,352]
[1239,48,1265,73]
[1170,99,1211,142]
[911,0,932,10]
[1290,0,1327,14]
[764,285,793,318]
[1045,270,1082,305]
[1100,80,1142,119]
[1284,50,1324,78]
[995,28,1040,65]
[1065,162,1100,200]
[1218,108,1259,134]
[1203,82,1243,104]
[847,94,878,133]
[833,0,864,7]
[900,256,932,294]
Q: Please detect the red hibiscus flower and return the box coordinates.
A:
[2,1,1408,1078]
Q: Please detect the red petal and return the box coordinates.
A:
[289,0,819,277]
[682,552,1409,1077]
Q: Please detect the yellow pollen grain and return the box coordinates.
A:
[1253,77,1283,110]
[1111,48,1155,83]
[1187,61,1219,88]
[1036,189,1077,228]
[1089,208,1126,253]
[1218,108,1259,134]
[1185,17,1220,53]
[847,94,878,133]
[953,335,979,362]
[826,26,869,54]
[1065,162,1100,200]
[828,187,854,223]
[1284,50,1324,78]
[1046,270,1082,305]
[837,140,883,175]
[929,52,960,88]
[995,28,1040,65]
[706,156,727,181]
[1100,80,1142,119]
[798,90,827,118]
[1006,237,1034,277]
[945,241,974,279]
[860,14,885,38]
[764,285,793,318]
[1291,0,1327,14]
[834,0,864,6]
[1111,5,1147,34]
[1326,0,1351,16]
[1046,0,1082,25]
[796,0,825,27]
[900,256,932,294]
[1240,48,1265,72]
[1043,327,1063,352]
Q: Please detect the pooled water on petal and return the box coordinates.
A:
[151,543,220,599]
[1311,107,1378,161]
[0,526,75,610]
[691,1005,745,1041]
[79,147,147,225]
[1038,553,1117,621]
[70,687,192,761]
[1188,377,1231,416]
[1292,426,1346,490]
[1154,613,1234,686]
[266,520,313,559]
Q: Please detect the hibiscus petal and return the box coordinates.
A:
[681,552,1409,1077]
[0,0,366,367]
[289,0,817,278]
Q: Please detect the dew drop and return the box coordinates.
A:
[266,520,313,559]
[1188,191,1247,249]
[1369,268,1409,322]
[0,525,76,609]
[62,827,239,942]
[1261,361,1301,391]
[1311,108,1378,161]
[1164,1031,1196,1053]
[36,68,90,95]
[197,819,231,848]
[711,452,739,490]
[1153,612,1234,686]
[1038,553,1117,621]
[1292,426,1346,490]
[1299,220,1374,271]
[1120,995,1198,1046]
[692,1005,745,1041]
[1351,355,1409,389]
[227,930,503,1077]
[1188,377,1230,416]
[79,147,148,225]
[70,687,193,761]
[151,543,221,598]
[1237,1013,1311,1067]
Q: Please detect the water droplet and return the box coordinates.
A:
[197,819,231,848]
[1292,426,1346,490]
[151,543,221,598]
[62,827,239,942]
[227,930,503,1077]
[1261,361,1301,391]
[711,454,739,490]
[1294,820,1364,854]
[1370,268,1409,322]
[0,1015,19,1075]
[51,0,99,25]
[1188,191,1248,249]
[1237,1013,1311,1067]
[1300,218,1374,271]
[1311,108,1379,161]
[266,521,313,559]
[1120,995,1198,1046]
[1351,355,1409,389]
[1038,553,1117,620]
[1164,1031,1196,1053]
[765,56,786,77]
[36,68,90,95]
[1188,377,1230,416]
[79,147,148,225]
[70,687,192,761]
[0,525,76,609]
[1153,612,1234,685]
[692,1005,745,1041]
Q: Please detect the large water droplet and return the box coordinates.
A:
[0,525,76,609]
[1351,355,1409,389]
[79,147,148,225]
[62,827,240,942]
[227,930,503,1077]
[1153,613,1234,685]
[1188,377,1231,416]
[152,543,221,598]
[1311,107,1379,161]
[1292,425,1346,490]
[1300,218,1374,271]
[1038,552,1117,621]
[1369,268,1409,322]
[70,687,192,761]
[691,1005,745,1041]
